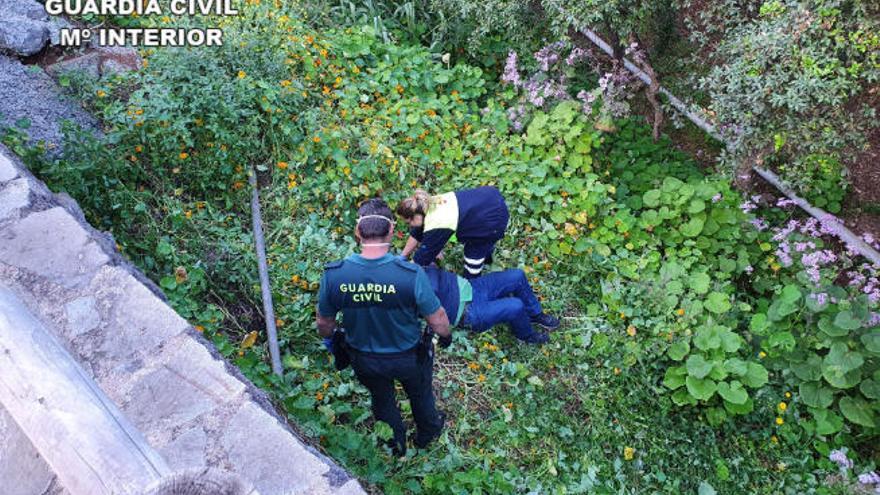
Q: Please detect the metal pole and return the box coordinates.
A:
[547,0,880,266]
[249,169,283,376]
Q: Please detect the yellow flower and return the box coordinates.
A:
[280,80,291,87]
[759,351,767,358]
[770,435,778,444]
[96,90,106,98]
[623,447,634,461]
[676,308,685,316]
[468,362,480,371]
[477,374,486,383]
[312,136,321,143]
[785,392,791,398]
[238,70,247,79]
[775,417,784,426]
[194,325,205,333]
[179,152,189,160]
[626,325,637,337]
[184,210,192,219]
[134,145,143,153]
[277,161,288,169]
[778,402,787,412]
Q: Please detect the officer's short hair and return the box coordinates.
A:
[357,198,394,240]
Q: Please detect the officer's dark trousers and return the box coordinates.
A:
[350,349,443,450]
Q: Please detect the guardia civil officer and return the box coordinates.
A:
[397,187,509,278]
[316,198,451,456]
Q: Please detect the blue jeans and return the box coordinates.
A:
[462,269,543,339]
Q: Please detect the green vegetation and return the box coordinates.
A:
[4,1,879,493]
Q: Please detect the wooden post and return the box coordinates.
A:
[0,286,170,495]
[249,169,283,376]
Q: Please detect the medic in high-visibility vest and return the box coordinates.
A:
[397,186,509,279]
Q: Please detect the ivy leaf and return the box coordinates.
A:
[705,292,732,314]
[687,354,713,379]
[799,381,834,408]
[741,362,768,388]
[838,396,876,428]
[686,376,717,401]
[716,380,748,405]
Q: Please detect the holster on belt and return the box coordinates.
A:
[331,329,351,371]
[417,326,435,365]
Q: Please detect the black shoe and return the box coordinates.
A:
[414,411,446,448]
[380,436,407,457]
[520,332,549,345]
[530,313,560,331]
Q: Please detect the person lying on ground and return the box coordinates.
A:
[422,264,559,345]
[397,186,509,279]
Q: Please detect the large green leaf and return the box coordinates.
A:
[663,366,687,390]
[687,354,714,379]
[686,376,717,401]
[672,388,698,406]
[741,362,769,388]
[767,331,796,351]
[749,313,770,335]
[667,341,690,361]
[862,330,880,354]
[859,379,880,400]
[705,292,732,314]
[643,190,661,208]
[810,408,843,435]
[799,381,834,408]
[818,316,849,337]
[791,355,823,382]
[833,310,862,331]
[719,328,743,353]
[716,380,748,405]
[838,396,876,427]
[694,326,721,351]
[680,217,706,238]
[723,397,754,415]
[723,358,748,376]
[822,343,864,388]
[779,284,802,305]
[690,272,711,295]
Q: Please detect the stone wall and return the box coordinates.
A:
[0,145,365,495]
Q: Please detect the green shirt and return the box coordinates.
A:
[455,275,473,326]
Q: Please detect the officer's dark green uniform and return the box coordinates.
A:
[318,253,444,451]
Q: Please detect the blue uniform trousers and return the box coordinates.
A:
[350,348,443,451]
[461,269,543,339]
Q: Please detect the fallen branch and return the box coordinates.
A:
[546,0,880,266]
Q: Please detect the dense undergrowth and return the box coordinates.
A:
[3,2,879,493]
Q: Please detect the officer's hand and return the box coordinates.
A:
[438,334,452,349]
